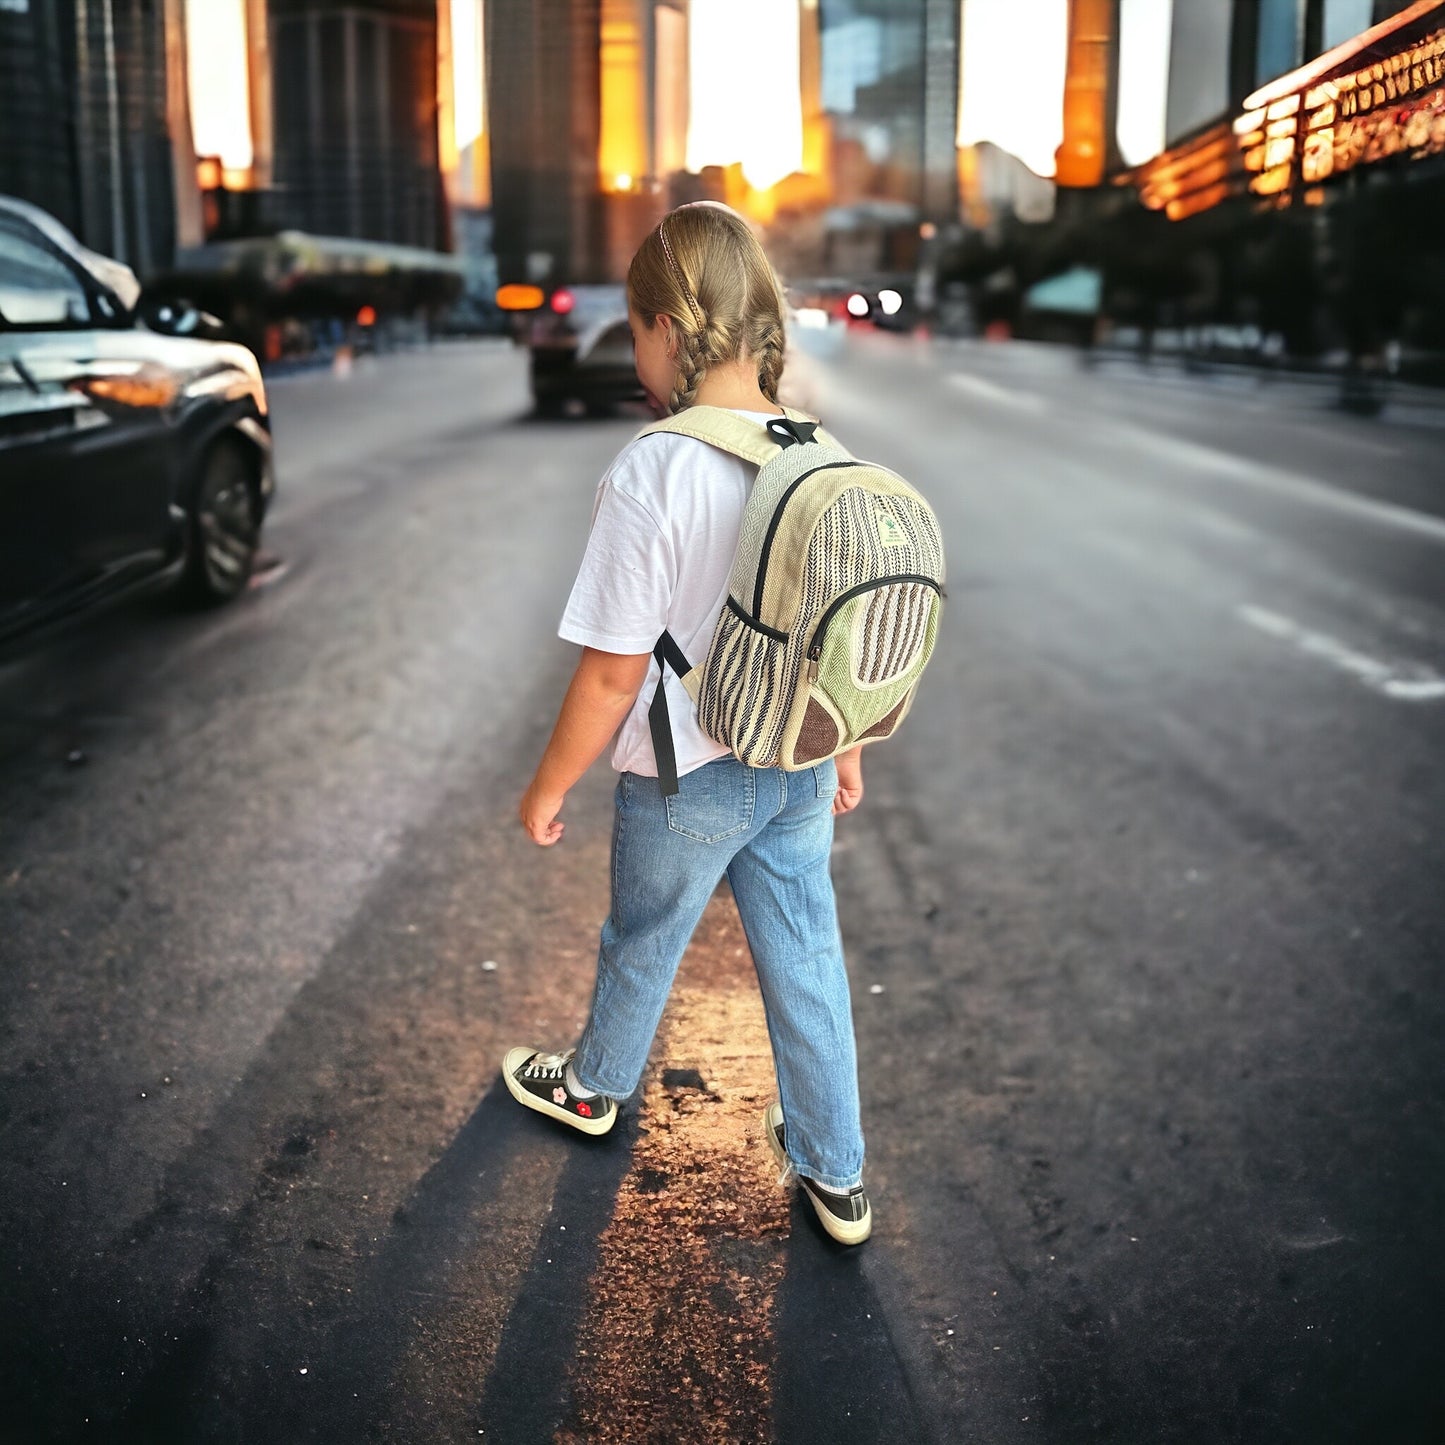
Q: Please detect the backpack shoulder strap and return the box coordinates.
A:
[636,404,849,465]
[648,629,700,799]
[636,405,779,465]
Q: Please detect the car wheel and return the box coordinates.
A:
[180,438,260,604]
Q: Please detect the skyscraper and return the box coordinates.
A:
[484,0,603,286]
[921,0,961,219]
[595,0,689,275]
[0,0,188,273]
[819,0,958,218]
[267,0,446,249]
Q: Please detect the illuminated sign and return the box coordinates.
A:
[1244,22,1445,197]
[1296,30,1445,183]
[1329,29,1445,114]
[1126,18,1445,218]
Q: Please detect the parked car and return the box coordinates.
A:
[526,284,647,417]
[0,196,274,656]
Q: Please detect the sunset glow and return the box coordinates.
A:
[601,0,647,191]
[1117,0,1173,165]
[451,0,485,152]
[185,0,253,172]
[687,0,803,191]
[958,0,1069,177]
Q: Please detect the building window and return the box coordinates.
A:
[1322,0,1373,50]
[1256,0,1305,84]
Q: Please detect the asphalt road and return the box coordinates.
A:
[1,334,1442,1443]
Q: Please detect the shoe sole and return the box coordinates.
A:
[762,1101,872,1245]
[503,1049,617,1136]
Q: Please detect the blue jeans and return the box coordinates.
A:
[573,756,864,1191]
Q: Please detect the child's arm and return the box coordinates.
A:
[520,646,651,846]
[834,746,864,815]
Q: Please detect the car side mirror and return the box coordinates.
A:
[141,298,227,341]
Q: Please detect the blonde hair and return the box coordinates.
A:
[626,203,787,413]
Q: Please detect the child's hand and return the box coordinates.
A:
[520,784,567,846]
[833,747,864,815]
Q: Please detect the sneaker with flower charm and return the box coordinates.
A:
[763,1100,871,1245]
[502,1047,617,1135]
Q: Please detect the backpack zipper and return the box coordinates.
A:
[752,460,863,619]
[806,574,943,662]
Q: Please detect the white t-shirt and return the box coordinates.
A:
[559,410,777,777]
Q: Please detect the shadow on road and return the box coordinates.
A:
[773,1197,931,1443]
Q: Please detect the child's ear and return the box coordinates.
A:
[658,313,676,356]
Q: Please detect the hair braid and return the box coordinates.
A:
[755,324,785,404]
[669,325,709,413]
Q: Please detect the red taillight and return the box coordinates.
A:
[550,288,575,316]
[356,304,377,326]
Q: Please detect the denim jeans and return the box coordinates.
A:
[573,756,864,1191]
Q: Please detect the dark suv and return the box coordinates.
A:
[0,196,275,655]
[527,284,647,417]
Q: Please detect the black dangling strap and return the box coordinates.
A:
[765,415,819,449]
[648,630,693,797]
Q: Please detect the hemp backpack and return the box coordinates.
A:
[643,406,945,796]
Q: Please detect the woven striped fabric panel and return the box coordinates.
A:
[759,471,945,633]
[790,486,945,646]
[729,442,857,608]
[697,607,796,767]
[858,582,936,685]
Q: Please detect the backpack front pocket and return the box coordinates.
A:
[783,576,941,764]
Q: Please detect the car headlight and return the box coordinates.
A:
[70,365,180,409]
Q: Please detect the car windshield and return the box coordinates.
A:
[0,228,93,329]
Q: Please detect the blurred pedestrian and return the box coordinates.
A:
[503,203,871,1245]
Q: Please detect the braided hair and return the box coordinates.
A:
[627,203,787,414]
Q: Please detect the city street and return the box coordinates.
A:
[1,332,1442,1443]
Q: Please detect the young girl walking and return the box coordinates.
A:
[502,202,871,1245]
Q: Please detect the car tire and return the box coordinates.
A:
[179,437,261,605]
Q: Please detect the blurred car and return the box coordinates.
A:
[526,284,646,417]
[843,284,916,332]
[0,196,274,656]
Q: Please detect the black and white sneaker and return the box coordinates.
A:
[502,1047,617,1136]
[763,1100,871,1245]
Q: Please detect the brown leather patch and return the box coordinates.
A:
[860,696,907,740]
[795,697,840,763]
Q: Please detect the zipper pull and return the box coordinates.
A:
[806,648,820,682]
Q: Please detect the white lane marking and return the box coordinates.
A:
[1237,605,1445,701]
[1118,426,1445,546]
[946,372,1047,413]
